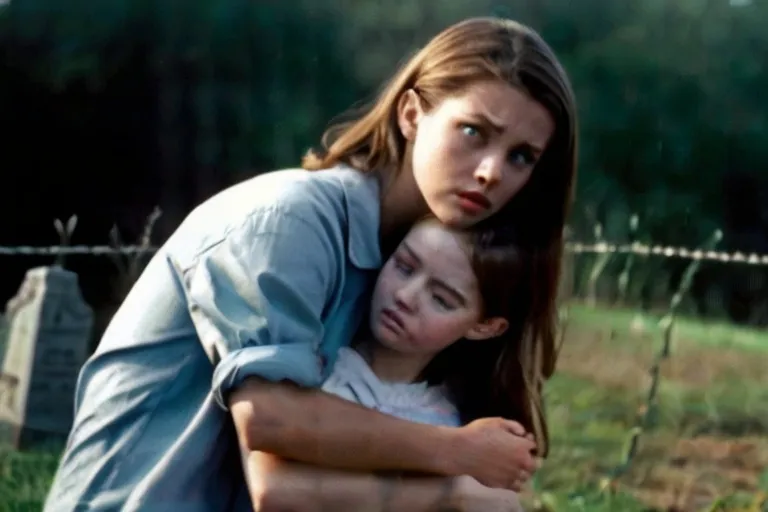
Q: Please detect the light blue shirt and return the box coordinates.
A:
[43,165,382,512]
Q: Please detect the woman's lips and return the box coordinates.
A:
[456,190,491,214]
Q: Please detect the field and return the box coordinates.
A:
[1,305,767,511]
[525,305,768,511]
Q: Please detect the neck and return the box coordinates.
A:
[378,158,429,242]
[356,339,435,384]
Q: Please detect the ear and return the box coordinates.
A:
[464,317,509,341]
[396,89,424,141]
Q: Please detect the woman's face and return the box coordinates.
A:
[398,79,555,228]
[368,219,506,356]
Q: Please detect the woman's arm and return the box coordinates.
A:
[180,196,537,489]
[243,451,524,512]
[229,377,539,490]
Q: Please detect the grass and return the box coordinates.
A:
[521,305,768,511]
[0,446,60,511]
[1,306,767,511]
[0,315,7,367]
[567,303,768,352]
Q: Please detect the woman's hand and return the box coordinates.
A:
[445,417,539,490]
[455,475,525,512]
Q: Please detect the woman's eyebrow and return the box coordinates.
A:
[466,111,505,134]
[466,111,547,155]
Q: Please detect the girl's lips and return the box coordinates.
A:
[380,308,406,333]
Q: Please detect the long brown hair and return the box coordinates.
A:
[307,17,577,456]
[419,225,554,457]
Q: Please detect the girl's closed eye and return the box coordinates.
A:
[394,256,415,275]
[431,292,458,311]
[432,294,456,311]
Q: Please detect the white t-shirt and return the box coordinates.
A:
[321,347,462,427]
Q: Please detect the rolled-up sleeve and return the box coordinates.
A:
[178,210,340,410]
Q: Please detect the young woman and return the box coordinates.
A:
[248,216,546,511]
[44,16,577,512]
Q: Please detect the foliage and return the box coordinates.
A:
[3,0,767,324]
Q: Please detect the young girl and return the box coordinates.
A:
[250,217,543,511]
[45,16,574,512]
[323,216,541,438]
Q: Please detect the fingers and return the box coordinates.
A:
[518,435,537,453]
[518,451,538,473]
[503,420,527,436]
[502,422,538,452]
[509,472,529,492]
[521,458,537,474]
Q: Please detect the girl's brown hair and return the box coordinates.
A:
[418,224,555,456]
[308,17,577,456]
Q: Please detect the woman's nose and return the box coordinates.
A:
[473,153,504,187]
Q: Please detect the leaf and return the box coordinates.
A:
[65,215,78,237]
[53,219,64,238]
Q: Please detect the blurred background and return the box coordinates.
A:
[0,0,767,510]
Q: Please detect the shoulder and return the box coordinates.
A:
[170,165,380,266]
[195,165,359,227]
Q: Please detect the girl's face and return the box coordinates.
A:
[368,219,507,356]
[398,79,555,228]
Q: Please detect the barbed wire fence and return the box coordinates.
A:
[1,220,766,507]
[1,241,767,264]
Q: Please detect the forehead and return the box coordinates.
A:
[400,222,476,285]
[439,80,554,146]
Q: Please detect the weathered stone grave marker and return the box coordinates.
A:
[0,265,93,449]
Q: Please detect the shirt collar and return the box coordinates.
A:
[336,164,382,270]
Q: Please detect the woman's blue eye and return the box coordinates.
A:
[461,124,480,137]
[509,147,535,167]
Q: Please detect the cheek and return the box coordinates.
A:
[371,270,395,306]
[417,313,476,351]
[412,122,465,186]
[494,170,533,206]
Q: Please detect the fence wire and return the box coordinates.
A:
[1,242,768,265]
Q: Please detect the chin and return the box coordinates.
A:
[430,206,467,228]
[374,326,412,352]
[372,324,398,346]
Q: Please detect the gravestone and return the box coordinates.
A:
[0,265,93,449]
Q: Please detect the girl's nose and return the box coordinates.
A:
[393,279,421,313]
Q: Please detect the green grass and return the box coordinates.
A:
[532,371,768,511]
[568,302,768,352]
[522,306,768,511]
[0,315,7,367]
[0,446,60,512]
[1,306,767,511]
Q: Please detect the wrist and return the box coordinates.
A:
[431,426,465,476]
